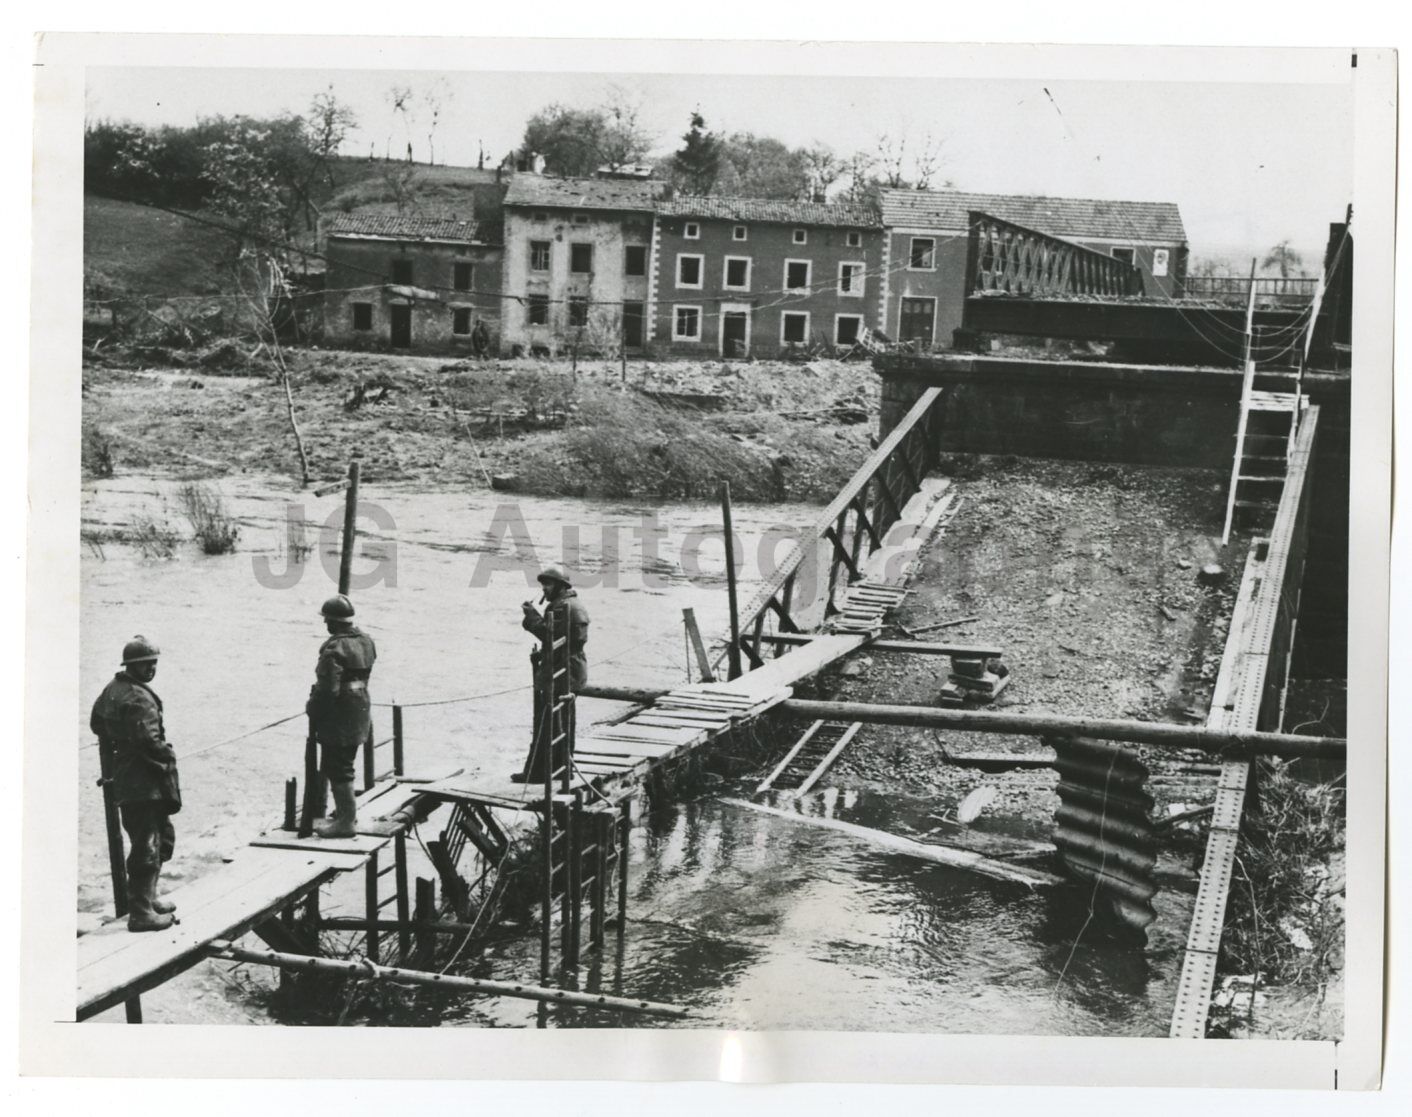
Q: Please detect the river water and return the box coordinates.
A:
[79,475,1191,1034]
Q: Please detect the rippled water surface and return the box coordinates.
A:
[80,476,1191,1033]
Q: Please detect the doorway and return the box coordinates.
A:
[898,297,935,348]
[622,301,645,349]
[390,305,412,349]
[720,304,751,357]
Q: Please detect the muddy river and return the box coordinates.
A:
[79,476,1192,1033]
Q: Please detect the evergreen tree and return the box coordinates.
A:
[672,112,721,195]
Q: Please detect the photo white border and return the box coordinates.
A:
[20,31,1395,1094]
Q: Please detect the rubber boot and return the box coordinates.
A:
[127,870,176,932]
[315,780,358,838]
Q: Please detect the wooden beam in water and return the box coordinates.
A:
[205,941,695,1018]
[721,799,1064,888]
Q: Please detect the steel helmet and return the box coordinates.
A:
[537,563,572,587]
[320,594,356,620]
[122,635,161,664]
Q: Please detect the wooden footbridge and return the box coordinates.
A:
[75,386,982,1023]
[77,344,1347,1033]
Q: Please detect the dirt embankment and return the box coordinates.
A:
[809,454,1243,821]
[82,348,879,502]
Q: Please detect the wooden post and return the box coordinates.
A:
[298,716,321,837]
[616,801,631,929]
[338,459,360,597]
[98,748,144,1023]
[412,877,436,968]
[392,705,405,776]
[682,608,715,683]
[721,482,743,680]
[562,793,582,970]
[96,747,128,918]
[540,807,553,985]
[282,778,297,831]
[394,834,412,962]
[590,812,609,950]
[364,851,380,964]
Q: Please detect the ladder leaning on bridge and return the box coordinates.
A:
[1221,223,1349,545]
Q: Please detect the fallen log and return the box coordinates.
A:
[720,798,1065,889]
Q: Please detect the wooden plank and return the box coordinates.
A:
[664,690,759,705]
[592,723,704,746]
[574,751,650,767]
[721,799,1065,888]
[579,737,680,759]
[575,761,643,777]
[249,832,389,856]
[629,712,733,727]
[78,847,359,1020]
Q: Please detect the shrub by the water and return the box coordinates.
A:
[177,481,240,554]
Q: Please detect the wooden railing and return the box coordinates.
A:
[967,211,1145,299]
[726,386,945,672]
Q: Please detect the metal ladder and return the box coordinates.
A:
[1221,263,1304,543]
[536,611,631,981]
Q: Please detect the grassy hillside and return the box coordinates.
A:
[85,158,505,301]
[84,194,238,298]
[323,157,505,224]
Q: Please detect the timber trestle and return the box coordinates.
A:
[727,385,947,672]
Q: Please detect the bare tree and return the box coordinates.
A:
[386,85,416,162]
[599,83,655,170]
[379,160,419,215]
[875,129,951,191]
[422,78,453,166]
[875,132,910,188]
[911,131,948,190]
[841,150,879,206]
[228,252,312,486]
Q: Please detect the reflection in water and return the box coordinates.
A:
[428,787,1190,1035]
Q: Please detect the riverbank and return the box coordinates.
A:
[82,347,879,501]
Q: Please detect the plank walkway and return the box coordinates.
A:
[77,471,963,1022]
[75,777,434,1021]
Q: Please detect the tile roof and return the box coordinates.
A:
[503,174,666,212]
[660,195,882,228]
[880,188,1187,244]
[325,213,499,244]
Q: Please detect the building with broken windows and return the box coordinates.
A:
[499,174,665,357]
[651,197,885,358]
[322,214,503,353]
[879,188,1188,351]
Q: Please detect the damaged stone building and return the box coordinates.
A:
[321,214,503,354]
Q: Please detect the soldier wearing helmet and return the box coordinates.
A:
[89,636,182,931]
[307,594,378,837]
[512,563,590,782]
